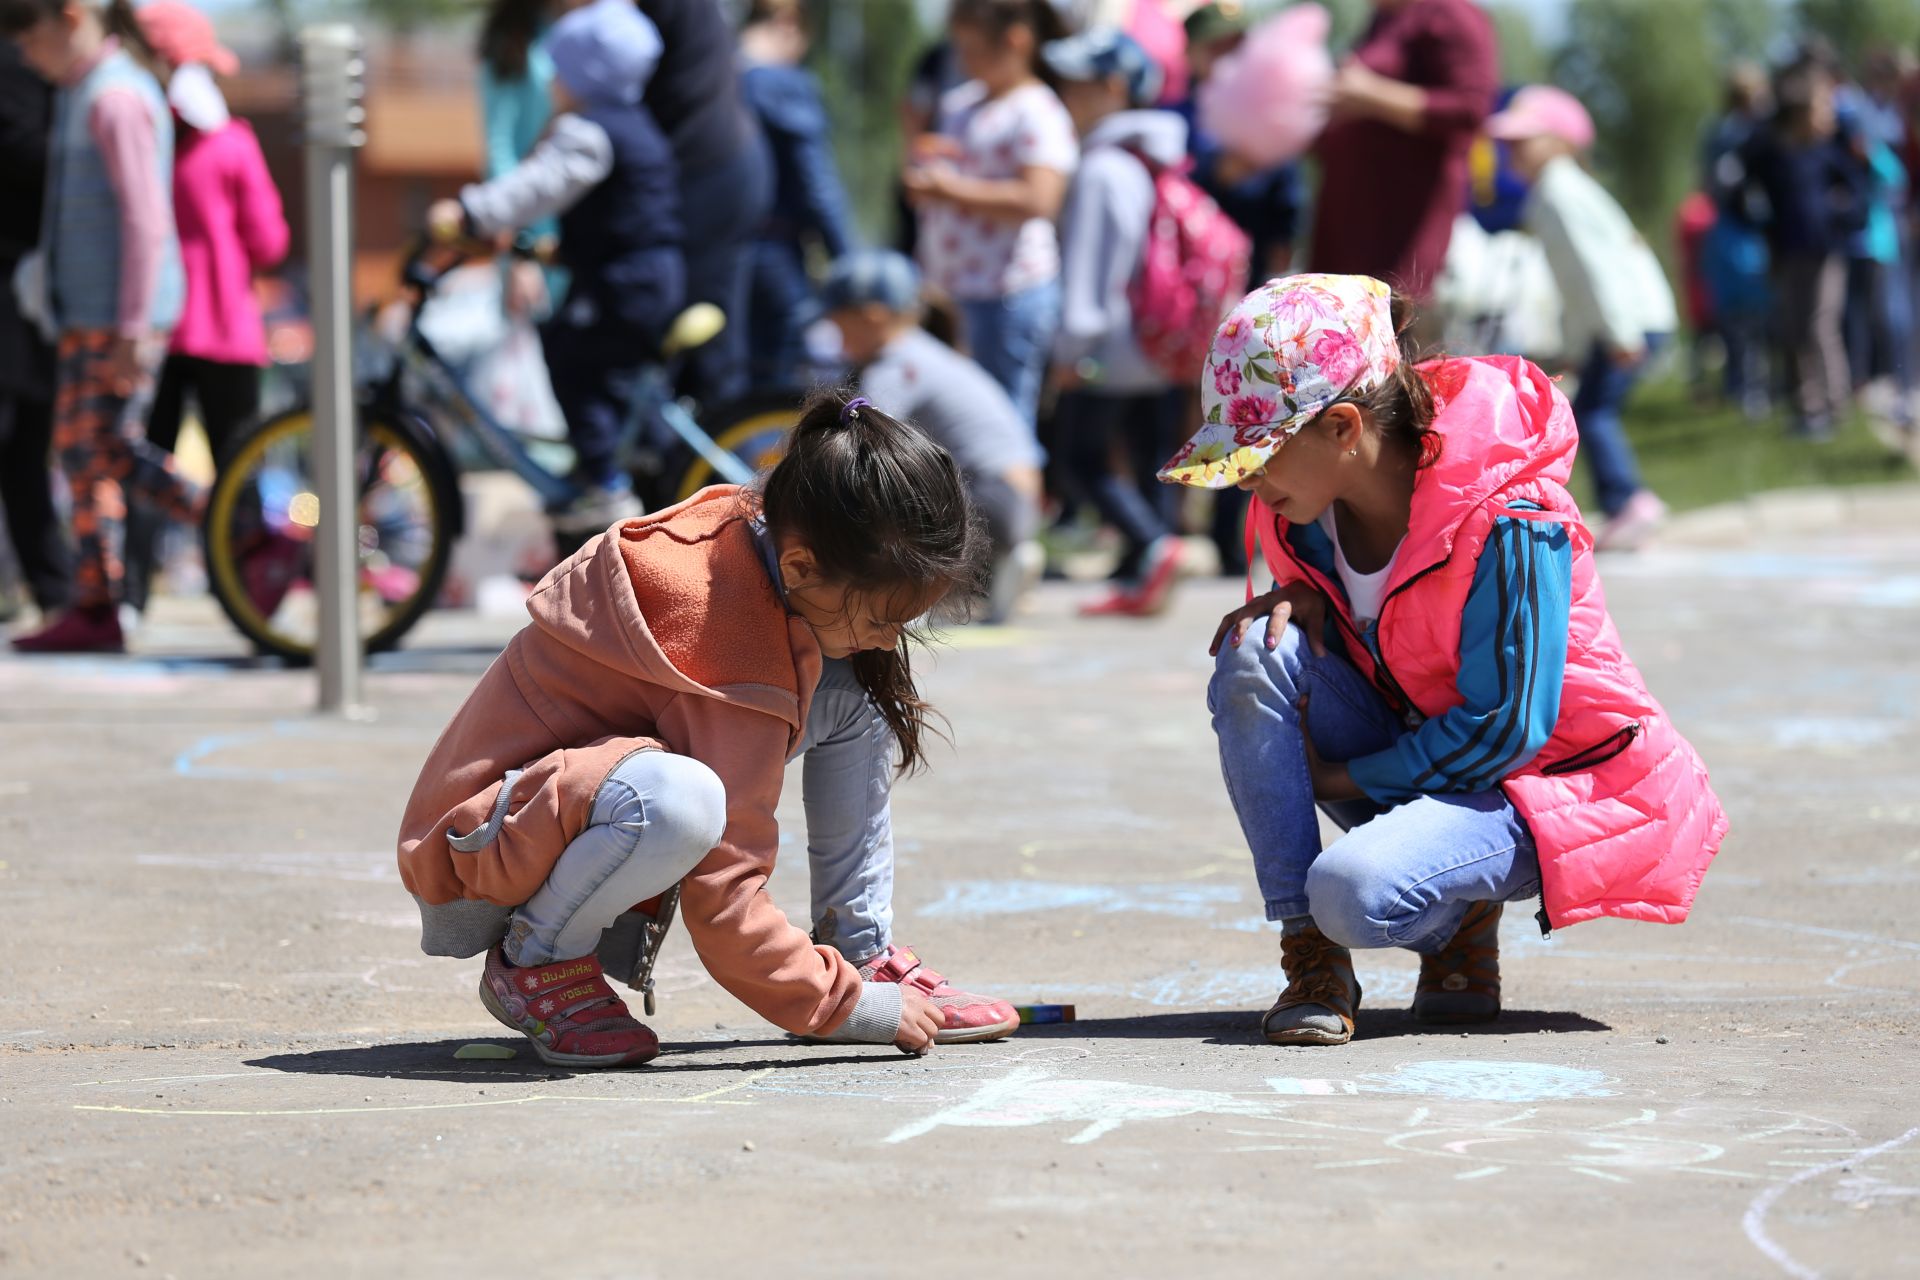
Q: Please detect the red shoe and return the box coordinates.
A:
[239,531,305,619]
[1129,536,1184,614]
[478,945,660,1068]
[10,605,125,654]
[857,944,1019,1044]
[1076,538,1183,618]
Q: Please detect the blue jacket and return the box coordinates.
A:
[1280,500,1574,804]
[741,61,854,257]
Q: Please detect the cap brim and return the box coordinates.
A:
[1040,48,1100,83]
[1156,417,1309,490]
[1484,112,1540,141]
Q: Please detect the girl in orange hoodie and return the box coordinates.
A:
[397,390,1020,1065]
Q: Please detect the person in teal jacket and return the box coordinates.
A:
[478,0,559,316]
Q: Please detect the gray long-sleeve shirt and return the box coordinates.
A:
[459,112,612,238]
[1053,109,1188,394]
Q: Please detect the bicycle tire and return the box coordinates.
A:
[671,391,804,502]
[202,403,460,664]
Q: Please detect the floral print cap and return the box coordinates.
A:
[1157,273,1400,489]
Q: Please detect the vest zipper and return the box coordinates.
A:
[1538,723,1641,776]
[1269,512,1448,722]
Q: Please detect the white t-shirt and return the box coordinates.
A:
[916,80,1078,302]
[1318,510,1402,626]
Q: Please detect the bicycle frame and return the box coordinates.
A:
[369,254,753,508]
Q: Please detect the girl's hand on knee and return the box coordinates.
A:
[894,987,942,1057]
[1210,584,1329,658]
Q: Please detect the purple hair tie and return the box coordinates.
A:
[841,396,872,424]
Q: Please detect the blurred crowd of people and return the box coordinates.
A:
[1683,43,1920,445]
[5,0,1920,654]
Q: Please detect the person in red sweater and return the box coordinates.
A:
[1310,0,1497,308]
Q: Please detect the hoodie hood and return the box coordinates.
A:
[524,485,820,731]
[1083,108,1189,167]
[1403,355,1577,557]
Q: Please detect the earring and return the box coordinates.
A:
[1348,448,1358,456]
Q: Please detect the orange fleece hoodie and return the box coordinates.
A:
[396,486,868,1038]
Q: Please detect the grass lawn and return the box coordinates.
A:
[1578,375,1917,515]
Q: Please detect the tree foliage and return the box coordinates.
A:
[1796,0,1920,69]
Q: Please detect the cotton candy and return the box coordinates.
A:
[1196,3,1333,168]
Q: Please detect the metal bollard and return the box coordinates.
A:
[299,26,369,716]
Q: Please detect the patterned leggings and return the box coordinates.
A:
[53,330,204,609]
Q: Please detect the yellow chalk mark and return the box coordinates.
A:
[74,1067,774,1118]
[937,627,1039,650]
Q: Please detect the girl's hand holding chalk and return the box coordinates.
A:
[894,986,942,1057]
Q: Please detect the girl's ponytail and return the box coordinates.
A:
[754,387,990,775]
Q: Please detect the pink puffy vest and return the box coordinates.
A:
[1255,356,1729,930]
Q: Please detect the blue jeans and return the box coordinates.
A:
[793,657,899,962]
[1569,335,1664,518]
[1208,619,1543,954]
[961,279,1061,430]
[506,658,899,967]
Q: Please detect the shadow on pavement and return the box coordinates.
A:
[1016,1008,1610,1044]
[245,1038,899,1084]
[1353,1008,1612,1040]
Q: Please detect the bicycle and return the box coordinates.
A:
[201,244,799,662]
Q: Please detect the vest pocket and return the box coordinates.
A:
[1539,723,1640,776]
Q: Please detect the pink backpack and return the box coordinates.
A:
[1128,155,1251,385]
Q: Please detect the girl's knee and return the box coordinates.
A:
[1304,851,1396,950]
[600,752,727,870]
[1208,618,1307,715]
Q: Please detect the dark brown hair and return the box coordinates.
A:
[0,0,161,72]
[1318,292,1441,469]
[478,0,546,81]
[948,0,1066,79]
[753,387,990,775]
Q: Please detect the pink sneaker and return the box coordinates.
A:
[1595,490,1667,553]
[857,944,1019,1044]
[478,945,660,1067]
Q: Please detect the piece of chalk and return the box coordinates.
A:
[454,1042,518,1060]
[1016,1004,1075,1025]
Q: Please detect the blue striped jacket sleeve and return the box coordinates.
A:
[1346,514,1573,804]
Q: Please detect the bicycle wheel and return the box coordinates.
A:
[671,391,802,502]
[203,403,459,663]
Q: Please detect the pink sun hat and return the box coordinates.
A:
[1157,273,1400,490]
[136,1,241,76]
[1485,84,1596,150]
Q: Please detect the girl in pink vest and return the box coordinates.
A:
[1161,274,1728,1047]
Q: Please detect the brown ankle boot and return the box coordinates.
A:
[1414,901,1503,1024]
[1263,922,1361,1046]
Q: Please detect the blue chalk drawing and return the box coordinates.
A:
[1268,1059,1615,1102]
[887,1059,1615,1145]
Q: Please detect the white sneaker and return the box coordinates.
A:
[1595,490,1667,553]
[550,484,643,536]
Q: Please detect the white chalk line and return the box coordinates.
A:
[1742,1125,1920,1280]
[1729,916,1920,953]
[73,1068,774,1118]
